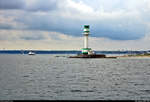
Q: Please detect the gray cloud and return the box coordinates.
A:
[20,31,45,40]
[0,0,25,9]
[0,0,59,11]
[20,35,44,40]
[1,11,146,40]
[25,0,58,11]
[16,12,146,40]
[0,24,12,29]
[0,0,149,41]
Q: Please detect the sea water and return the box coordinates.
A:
[0,54,150,100]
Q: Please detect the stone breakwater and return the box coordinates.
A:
[69,54,117,58]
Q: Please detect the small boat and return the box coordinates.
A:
[28,51,36,55]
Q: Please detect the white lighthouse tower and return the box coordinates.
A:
[69,25,108,58]
[81,25,94,55]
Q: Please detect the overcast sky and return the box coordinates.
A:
[0,0,150,50]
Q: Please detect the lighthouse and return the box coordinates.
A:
[81,25,93,55]
[83,25,89,48]
[69,25,114,58]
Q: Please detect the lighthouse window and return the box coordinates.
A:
[84,25,89,28]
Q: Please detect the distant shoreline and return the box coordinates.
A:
[0,50,149,55]
[0,50,80,54]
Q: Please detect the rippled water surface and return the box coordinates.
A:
[0,54,150,100]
